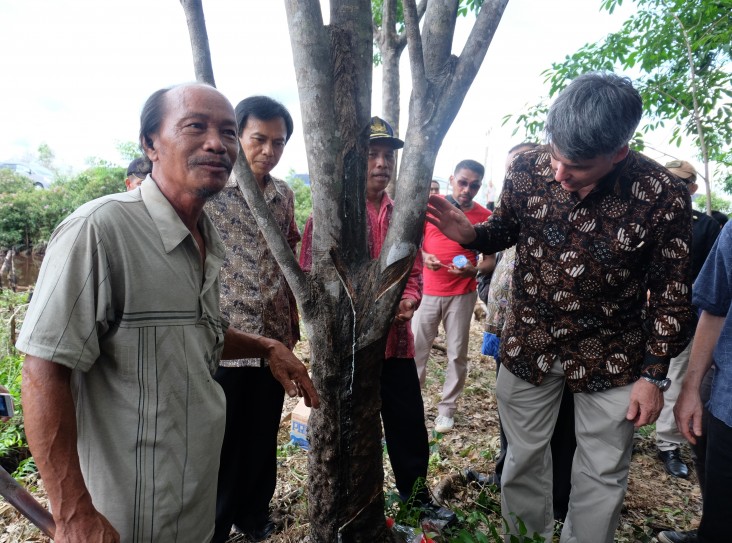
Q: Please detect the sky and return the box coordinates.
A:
[0,0,697,203]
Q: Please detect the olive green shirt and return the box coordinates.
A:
[17,178,227,542]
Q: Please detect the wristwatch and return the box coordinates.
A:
[641,376,672,391]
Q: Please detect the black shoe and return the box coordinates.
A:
[658,449,689,478]
[420,502,458,529]
[657,529,698,543]
[236,519,276,542]
[464,468,500,488]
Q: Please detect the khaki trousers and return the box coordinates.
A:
[496,360,634,543]
[412,291,477,417]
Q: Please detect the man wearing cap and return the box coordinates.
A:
[206,96,301,543]
[412,160,493,433]
[124,157,151,191]
[655,159,721,480]
[300,117,453,522]
[17,83,318,543]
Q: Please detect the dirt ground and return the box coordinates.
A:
[0,312,702,542]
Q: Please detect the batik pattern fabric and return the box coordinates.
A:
[464,149,694,392]
[207,174,301,367]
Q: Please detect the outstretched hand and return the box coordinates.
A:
[426,195,477,245]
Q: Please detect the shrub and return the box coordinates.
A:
[0,290,30,475]
[0,165,125,250]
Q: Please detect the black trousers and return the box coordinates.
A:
[698,413,732,543]
[381,357,431,504]
[212,365,285,543]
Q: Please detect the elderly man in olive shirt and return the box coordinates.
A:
[427,73,693,543]
[18,84,318,543]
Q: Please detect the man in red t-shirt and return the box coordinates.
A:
[413,160,494,433]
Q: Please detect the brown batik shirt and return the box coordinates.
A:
[207,174,301,367]
[465,148,693,392]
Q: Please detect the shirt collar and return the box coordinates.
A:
[140,176,226,261]
[227,171,284,203]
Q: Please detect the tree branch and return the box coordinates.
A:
[284,0,347,276]
[673,12,712,214]
[179,0,216,86]
[451,0,508,104]
[421,0,458,81]
[230,150,309,312]
[395,0,428,51]
[403,0,427,105]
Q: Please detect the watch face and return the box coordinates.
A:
[660,378,672,392]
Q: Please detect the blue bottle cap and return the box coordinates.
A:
[452,255,469,268]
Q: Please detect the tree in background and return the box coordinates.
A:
[696,190,732,215]
[36,143,55,170]
[180,0,508,539]
[507,0,732,214]
[116,140,144,162]
[0,165,125,250]
[0,171,39,249]
[286,172,313,233]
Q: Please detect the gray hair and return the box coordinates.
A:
[546,72,642,160]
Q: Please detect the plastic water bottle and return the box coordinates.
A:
[452,254,469,268]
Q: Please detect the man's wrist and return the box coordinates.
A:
[641,375,671,391]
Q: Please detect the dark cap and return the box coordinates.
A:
[369,116,404,149]
[665,160,697,183]
[127,157,151,178]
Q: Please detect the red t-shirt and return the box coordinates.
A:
[422,199,491,296]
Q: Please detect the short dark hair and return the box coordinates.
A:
[127,157,151,178]
[508,142,540,155]
[235,96,294,141]
[139,87,173,152]
[454,159,485,179]
[546,72,642,160]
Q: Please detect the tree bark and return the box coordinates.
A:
[284,1,408,541]
[184,1,509,540]
[179,0,216,86]
[376,0,427,197]
[282,1,509,540]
